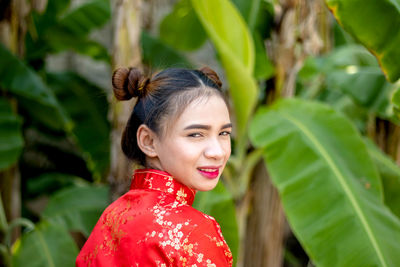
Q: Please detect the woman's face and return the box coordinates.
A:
[152,94,232,191]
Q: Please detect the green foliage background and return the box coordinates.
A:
[1,0,400,266]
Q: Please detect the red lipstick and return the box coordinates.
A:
[197,166,220,179]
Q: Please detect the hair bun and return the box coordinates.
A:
[199,66,222,88]
[112,67,150,100]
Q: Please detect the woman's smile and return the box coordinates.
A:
[197,166,221,179]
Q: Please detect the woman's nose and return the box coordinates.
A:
[204,138,225,159]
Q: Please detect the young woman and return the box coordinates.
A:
[76,67,233,266]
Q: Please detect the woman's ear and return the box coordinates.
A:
[137,125,158,158]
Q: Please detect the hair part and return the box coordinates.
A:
[112,67,225,166]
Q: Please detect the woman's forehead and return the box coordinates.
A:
[157,92,229,137]
[174,95,230,127]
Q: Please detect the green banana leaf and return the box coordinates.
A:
[365,138,400,218]
[298,45,396,120]
[324,44,379,68]
[232,0,262,31]
[47,72,110,177]
[393,88,400,120]
[27,173,88,197]
[232,0,274,34]
[58,0,110,36]
[27,3,66,53]
[29,0,70,33]
[45,0,70,16]
[159,0,207,51]
[12,221,78,267]
[0,43,70,130]
[193,182,239,263]
[42,185,109,237]
[332,19,356,47]
[330,95,369,134]
[323,46,395,119]
[249,98,400,267]
[326,67,395,119]
[27,0,110,62]
[325,0,400,82]
[297,45,378,82]
[44,31,110,62]
[253,32,274,80]
[232,0,275,80]
[26,34,109,63]
[49,0,111,62]
[141,31,192,69]
[192,0,258,143]
[0,98,23,171]
[19,125,94,187]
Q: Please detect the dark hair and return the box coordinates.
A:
[112,67,225,166]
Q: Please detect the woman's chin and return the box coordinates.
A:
[193,179,220,192]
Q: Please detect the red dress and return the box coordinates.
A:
[76,169,233,267]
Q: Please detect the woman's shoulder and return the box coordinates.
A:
[172,204,220,228]
[97,189,213,228]
[95,187,224,243]
[99,188,156,217]
[97,188,220,229]
[159,203,227,246]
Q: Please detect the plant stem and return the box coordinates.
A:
[0,243,11,267]
[0,193,10,267]
[5,218,35,247]
[0,192,8,235]
[238,148,264,197]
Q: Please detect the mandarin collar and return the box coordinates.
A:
[130,169,196,206]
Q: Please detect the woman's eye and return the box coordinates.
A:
[220,131,231,136]
[188,133,202,138]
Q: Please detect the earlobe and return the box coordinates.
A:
[137,125,158,158]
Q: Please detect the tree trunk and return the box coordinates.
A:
[242,0,331,266]
[0,0,29,249]
[273,0,330,97]
[108,0,143,201]
[243,162,285,267]
[0,167,20,244]
[368,118,400,163]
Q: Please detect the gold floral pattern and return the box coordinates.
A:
[76,169,233,267]
[100,199,133,255]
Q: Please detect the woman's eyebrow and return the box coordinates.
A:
[184,124,210,130]
[184,123,232,130]
[221,123,233,129]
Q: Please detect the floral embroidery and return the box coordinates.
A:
[76,169,232,267]
[81,244,99,267]
[100,199,134,255]
[131,169,196,206]
[176,188,188,205]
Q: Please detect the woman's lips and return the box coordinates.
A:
[197,167,220,179]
